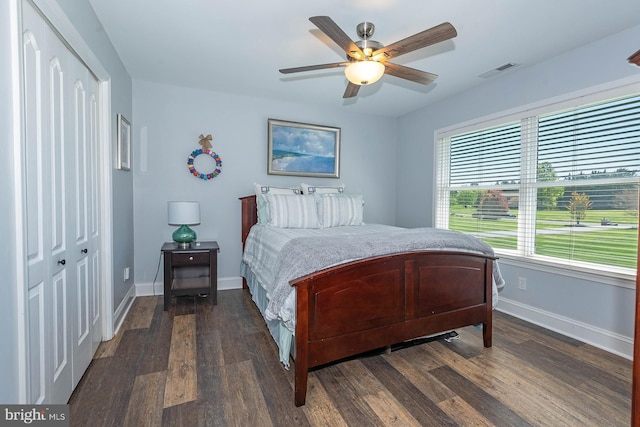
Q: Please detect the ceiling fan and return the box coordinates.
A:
[279,16,457,99]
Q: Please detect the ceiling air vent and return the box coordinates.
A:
[478,62,519,78]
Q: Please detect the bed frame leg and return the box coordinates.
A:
[294,364,308,407]
[483,322,492,347]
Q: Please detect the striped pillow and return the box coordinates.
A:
[316,194,364,227]
[265,194,320,228]
[254,183,301,224]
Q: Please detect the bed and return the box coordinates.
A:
[240,193,502,406]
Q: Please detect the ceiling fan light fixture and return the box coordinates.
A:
[344,61,385,85]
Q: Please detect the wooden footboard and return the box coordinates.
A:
[239,195,494,407]
[290,251,493,406]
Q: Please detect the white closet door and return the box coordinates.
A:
[67,57,101,388]
[22,0,100,403]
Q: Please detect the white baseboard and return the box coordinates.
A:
[135,276,243,297]
[497,297,633,360]
[112,284,136,336]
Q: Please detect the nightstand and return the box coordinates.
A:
[161,241,219,310]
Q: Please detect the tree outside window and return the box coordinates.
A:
[567,191,592,225]
[537,161,564,210]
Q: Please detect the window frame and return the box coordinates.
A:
[433,77,640,288]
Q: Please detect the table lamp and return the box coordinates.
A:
[168,201,200,248]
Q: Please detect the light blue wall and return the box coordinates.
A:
[132,80,397,286]
[395,24,640,350]
[54,0,134,310]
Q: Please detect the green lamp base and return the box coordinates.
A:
[172,224,197,248]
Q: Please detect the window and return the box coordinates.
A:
[436,92,640,274]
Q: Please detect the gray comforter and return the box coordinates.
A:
[265,227,505,328]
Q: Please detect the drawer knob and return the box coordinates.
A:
[189,256,194,260]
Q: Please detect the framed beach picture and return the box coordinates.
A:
[267,118,340,178]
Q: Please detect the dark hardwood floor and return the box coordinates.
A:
[68,290,632,426]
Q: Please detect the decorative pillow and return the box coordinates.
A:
[316,194,364,227]
[265,194,320,228]
[254,183,301,224]
[255,194,269,225]
[301,183,345,195]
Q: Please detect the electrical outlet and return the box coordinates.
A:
[518,277,527,290]
[124,267,130,281]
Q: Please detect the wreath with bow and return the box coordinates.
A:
[188,134,222,180]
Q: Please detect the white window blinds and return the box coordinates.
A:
[436,93,640,272]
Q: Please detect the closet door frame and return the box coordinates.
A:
[14,0,115,403]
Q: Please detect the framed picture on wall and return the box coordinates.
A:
[267,118,340,178]
[117,113,131,171]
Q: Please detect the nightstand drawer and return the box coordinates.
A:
[172,252,209,266]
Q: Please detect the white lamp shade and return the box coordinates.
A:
[344,61,385,85]
[168,201,200,225]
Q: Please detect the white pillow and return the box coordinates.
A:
[316,194,364,227]
[254,183,301,224]
[265,194,320,229]
[301,183,345,195]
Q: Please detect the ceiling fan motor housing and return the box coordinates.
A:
[356,22,375,39]
[352,22,384,60]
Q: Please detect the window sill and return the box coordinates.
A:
[495,251,636,290]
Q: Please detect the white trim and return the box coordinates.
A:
[98,80,114,340]
[11,0,28,404]
[497,254,635,289]
[112,284,135,336]
[497,297,633,360]
[135,281,163,297]
[135,276,243,297]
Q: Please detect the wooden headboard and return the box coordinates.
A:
[239,195,257,247]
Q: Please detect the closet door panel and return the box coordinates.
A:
[51,271,68,382]
[50,57,66,258]
[68,56,95,387]
[23,29,45,276]
[27,283,45,404]
[45,26,74,404]
[73,257,91,386]
[22,3,61,403]
[73,79,88,247]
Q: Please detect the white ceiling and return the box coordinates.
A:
[88,0,640,117]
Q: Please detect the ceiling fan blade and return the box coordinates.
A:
[343,82,360,98]
[629,48,640,66]
[372,22,457,61]
[279,62,347,74]
[310,16,364,60]
[383,62,438,85]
